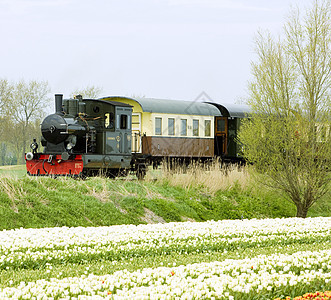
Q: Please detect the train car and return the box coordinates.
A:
[100,97,220,165]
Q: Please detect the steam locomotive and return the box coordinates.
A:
[25,94,249,178]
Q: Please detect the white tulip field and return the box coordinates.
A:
[0,217,330,299]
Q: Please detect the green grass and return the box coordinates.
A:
[0,176,273,230]
[0,170,329,230]
[0,176,141,229]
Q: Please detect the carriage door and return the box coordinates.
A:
[132,113,142,153]
[214,117,228,156]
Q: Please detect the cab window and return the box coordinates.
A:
[120,114,128,129]
[105,113,114,129]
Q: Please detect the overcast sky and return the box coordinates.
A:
[0,0,314,104]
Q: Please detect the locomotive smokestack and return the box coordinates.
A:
[55,94,63,114]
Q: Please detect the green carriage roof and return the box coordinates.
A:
[99,96,221,116]
[206,102,251,118]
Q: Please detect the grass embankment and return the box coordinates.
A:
[0,163,330,230]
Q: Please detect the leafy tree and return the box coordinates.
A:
[70,85,104,99]
[238,0,331,218]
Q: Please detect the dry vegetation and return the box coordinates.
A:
[0,165,25,170]
[146,160,250,194]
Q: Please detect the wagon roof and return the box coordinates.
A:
[99,96,221,116]
[83,98,132,107]
[206,102,251,118]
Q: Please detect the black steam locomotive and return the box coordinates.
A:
[26,94,147,178]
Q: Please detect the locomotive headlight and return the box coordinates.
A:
[66,142,74,150]
[26,152,34,161]
[66,135,77,151]
[30,141,38,151]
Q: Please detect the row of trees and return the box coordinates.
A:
[0,81,103,165]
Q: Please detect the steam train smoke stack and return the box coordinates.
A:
[55,94,63,114]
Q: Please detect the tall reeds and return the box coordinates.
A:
[146,160,249,194]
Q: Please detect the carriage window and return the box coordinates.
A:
[105,113,114,129]
[155,117,162,135]
[205,120,211,137]
[193,119,199,136]
[132,114,140,129]
[168,118,175,135]
[120,114,128,129]
[181,119,187,136]
[217,119,226,132]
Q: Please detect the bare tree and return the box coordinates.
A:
[238,0,331,218]
[0,79,14,164]
[70,85,104,99]
[0,79,13,140]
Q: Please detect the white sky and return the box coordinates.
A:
[0,0,314,104]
